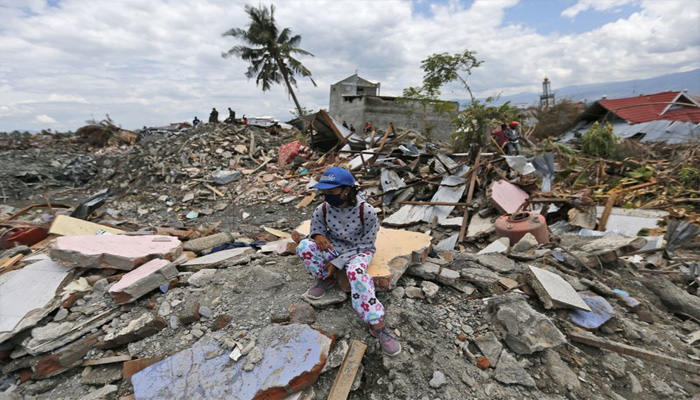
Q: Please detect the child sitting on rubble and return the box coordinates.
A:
[291,167,401,356]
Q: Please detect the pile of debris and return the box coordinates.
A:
[0,116,699,399]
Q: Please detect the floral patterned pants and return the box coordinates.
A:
[296,239,384,323]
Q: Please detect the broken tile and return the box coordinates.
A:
[478,237,509,254]
[131,324,331,399]
[527,265,591,311]
[50,235,182,271]
[109,259,179,304]
[489,180,529,214]
[569,292,616,330]
[0,258,73,343]
[466,214,494,238]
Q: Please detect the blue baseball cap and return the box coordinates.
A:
[311,167,355,190]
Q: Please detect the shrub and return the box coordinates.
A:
[581,122,618,158]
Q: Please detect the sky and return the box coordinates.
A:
[0,0,699,132]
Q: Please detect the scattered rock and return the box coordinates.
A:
[602,352,627,379]
[543,349,580,390]
[405,286,425,299]
[429,370,446,388]
[473,332,502,367]
[289,303,316,325]
[421,281,439,299]
[493,350,535,387]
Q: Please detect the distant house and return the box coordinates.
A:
[562,91,700,143]
[328,74,458,142]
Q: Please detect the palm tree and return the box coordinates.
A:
[222,4,316,117]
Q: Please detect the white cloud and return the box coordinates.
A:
[562,0,637,18]
[35,114,57,123]
[0,0,697,132]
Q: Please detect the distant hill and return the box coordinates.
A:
[488,69,700,108]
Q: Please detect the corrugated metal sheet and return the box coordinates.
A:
[561,119,700,144]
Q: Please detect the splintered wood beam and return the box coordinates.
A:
[460,151,481,243]
[568,329,700,374]
[598,192,617,231]
[327,340,368,400]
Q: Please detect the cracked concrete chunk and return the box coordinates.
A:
[50,235,182,270]
[99,312,167,349]
[131,324,331,399]
[473,332,502,367]
[109,259,179,304]
[544,349,580,390]
[493,350,535,387]
[488,295,566,355]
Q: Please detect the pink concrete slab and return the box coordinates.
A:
[50,235,182,270]
[110,259,170,293]
[109,259,179,304]
[490,180,529,214]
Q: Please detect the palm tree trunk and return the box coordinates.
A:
[275,57,304,116]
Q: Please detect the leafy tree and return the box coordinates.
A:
[405,49,519,150]
[581,121,619,158]
[222,4,316,117]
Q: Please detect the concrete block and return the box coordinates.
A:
[131,324,331,399]
[50,235,182,271]
[109,259,179,305]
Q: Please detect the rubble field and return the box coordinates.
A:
[0,121,699,400]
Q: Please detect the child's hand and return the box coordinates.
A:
[323,263,337,280]
[314,235,334,252]
[291,231,302,243]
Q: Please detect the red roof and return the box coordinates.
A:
[598,91,700,124]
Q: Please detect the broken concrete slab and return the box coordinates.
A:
[488,295,567,355]
[436,233,459,251]
[466,214,494,239]
[576,235,647,265]
[50,235,182,271]
[98,312,167,349]
[493,349,535,387]
[78,384,118,400]
[80,364,122,385]
[25,308,120,355]
[181,247,253,267]
[569,292,616,330]
[595,206,667,236]
[544,349,580,390]
[478,238,509,255]
[475,253,517,274]
[49,214,125,236]
[527,266,591,311]
[297,221,431,290]
[473,332,502,367]
[489,180,529,214]
[0,258,74,343]
[109,259,179,304]
[460,268,499,291]
[33,332,101,379]
[131,324,332,399]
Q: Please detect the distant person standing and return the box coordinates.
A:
[349,124,356,133]
[209,108,219,124]
[226,107,236,124]
[193,116,201,127]
[492,123,507,151]
[242,115,248,125]
[342,121,349,129]
[505,121,521,155]
[364,122,372,133]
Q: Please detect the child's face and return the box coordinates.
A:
[321,187,344,196]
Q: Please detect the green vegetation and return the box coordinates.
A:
[222,4,316,117]
[581,121,619,158]
[679,166,700,189]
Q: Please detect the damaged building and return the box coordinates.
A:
[328,74,459,142]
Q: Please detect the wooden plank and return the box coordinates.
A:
[568,328,700,374]
[327,340,368,400]
[82,355,132,366]
[296,192,317,209]
[460,151,481,243]
[0,254,24,274]
[262,226,291,239]
[203,183,224,198]
[398,201,468,206]
[122,356,165,380]
[49,215,125,236]
[598,192,617,231]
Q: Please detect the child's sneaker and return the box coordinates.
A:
[305,278,336,300]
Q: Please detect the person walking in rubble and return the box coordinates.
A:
[208,108,219,124]
[292,167,401,356]
[505,121,521,155]
[226,107,236,124]
[192,116,200,127]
